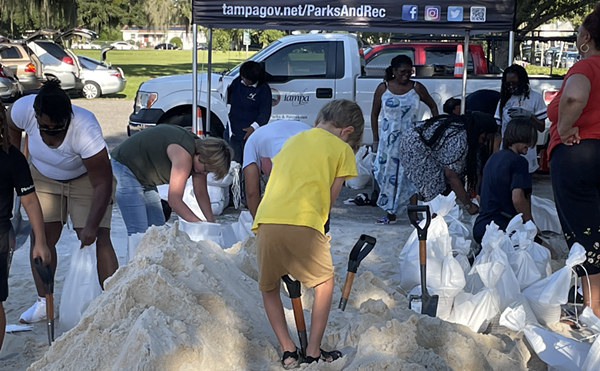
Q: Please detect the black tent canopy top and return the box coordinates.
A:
[193,0,516,35]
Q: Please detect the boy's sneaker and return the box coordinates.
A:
[19,297,47,324]
[376,216,397,225]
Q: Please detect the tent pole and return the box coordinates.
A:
[192,24,198,135]
[460,30,470,115]
[508,31,515,66]
[206,27,213,135]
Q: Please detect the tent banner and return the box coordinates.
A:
[192,0,516,33]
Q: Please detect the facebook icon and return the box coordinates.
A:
[402,5,419,21]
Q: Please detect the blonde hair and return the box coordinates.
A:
[316,99,364,152]
[0,100,8,153]
[194,137,234,179]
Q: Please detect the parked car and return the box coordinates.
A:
[72,42,101,50]
[0,41,43,90]
[363,42,488,77]
[0,63,22,102]
[77,46,126,99]
[111,41,139,50]
[155,43,179,50]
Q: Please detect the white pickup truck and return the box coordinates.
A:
[128,33,563,145]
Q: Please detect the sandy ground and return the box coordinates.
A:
[0,99,563,370]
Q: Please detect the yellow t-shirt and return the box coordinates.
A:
[252,128,357,234]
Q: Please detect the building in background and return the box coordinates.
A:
[120,25,207,50]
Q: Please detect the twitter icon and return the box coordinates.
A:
[447,6,463,22]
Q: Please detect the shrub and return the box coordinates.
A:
[170,37,183,49]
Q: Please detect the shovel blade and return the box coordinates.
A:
[409,293,439,318]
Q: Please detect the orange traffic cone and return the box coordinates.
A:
[195,107,204,137]
[454,44,464,77]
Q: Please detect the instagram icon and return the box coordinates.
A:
[424,5,441,21]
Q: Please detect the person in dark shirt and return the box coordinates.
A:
[473,118,538,243]
[226,61,272,164]
[0,102,50,351]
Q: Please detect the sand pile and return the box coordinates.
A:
[29,223,541,371]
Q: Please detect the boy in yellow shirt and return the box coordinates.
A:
[252,100,364,368]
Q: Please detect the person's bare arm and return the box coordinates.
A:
[512,188,533,222]
[6,105,23,149]
[557,74,590,145]
[445,168,478,215]
[330,177,346,211]
[191,172,215,223]
[166,143,203,222]
[20,192,51,264]
[531,116,546,132]
[371,83,386,143]
[80,148,113,246]
[244,164,261,219]
[415,82,439,117]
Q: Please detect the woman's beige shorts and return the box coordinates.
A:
[31,165,115,229]
[256,224,333,292]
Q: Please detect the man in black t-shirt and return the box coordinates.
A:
[0,107,50,351]
[474,119,538,243]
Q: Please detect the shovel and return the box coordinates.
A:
[281,275,307,359]
[33,256,54,345]
[407,205,438,317]
[339,234,377,311]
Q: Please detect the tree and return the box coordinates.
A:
[516,0,596,35]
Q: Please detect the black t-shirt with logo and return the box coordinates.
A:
[0,145,35,233]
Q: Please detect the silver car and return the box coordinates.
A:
[78,47,126,99]
[0,63,22,102]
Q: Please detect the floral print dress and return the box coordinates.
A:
[373,85,419,215]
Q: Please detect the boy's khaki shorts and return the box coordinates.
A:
[31,165,115,229]
[256,224,333,292]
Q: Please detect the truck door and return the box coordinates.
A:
[263,41,337,125]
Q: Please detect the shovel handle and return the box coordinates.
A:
[339,272,356,311]
[290,297,306,332]
[419,240,427,265]
[407,205,432,241]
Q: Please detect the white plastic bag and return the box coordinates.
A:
[232,211,254,242]
[524,325,591,371]
[523,243,587,325]
[345,146,374,189]
[582,335,600,371]
[448,261,504,333]
[127,232,145,262]
[465,222,520,310]
[531,195,562,234]
[60,243,103,331]
[508,226,543,290]
[179,219,225,247]
[399,193,466,297]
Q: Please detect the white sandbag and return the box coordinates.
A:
[523,243,587,325]
[465,222,520,310]
[499,305,528,332]
[408,285,454,320]
[232,210,254,242]
[399,193,466,296]
[526,241,552,278]
[178,219,225,247]
[508,226,543,290]
[580,307,600,334]
[127,232,145,263]
[582,334,600,371]
[448,261,504,333]
[531,195,562,234]
[59,243,103,331]
[524,325,591,371]
[452,236,472,275]
[345,146,374,189]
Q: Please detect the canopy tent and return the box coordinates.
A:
[191,0,517,133]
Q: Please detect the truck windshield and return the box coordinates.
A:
[226,40,282,76]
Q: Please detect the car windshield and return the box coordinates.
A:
[34,41,68,59]
[226,40,282,76]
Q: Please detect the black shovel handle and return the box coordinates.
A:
[347,234,377,273]
[33,256,54,294]
[407,205,432,241]
[282,275,301,299]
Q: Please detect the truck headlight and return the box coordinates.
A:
[134,91,158,114]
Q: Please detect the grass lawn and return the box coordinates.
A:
[73,49,255,100]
